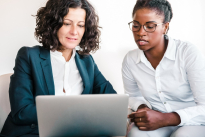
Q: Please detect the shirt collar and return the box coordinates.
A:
[70,48,76,61]
[135,50,146,64]
[163,36,176,61]
[135,35,176,64]
[50,48,76,61]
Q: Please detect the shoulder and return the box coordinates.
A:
[171,37,197,52]
[15,46,47,66]
[123,48,141,66]
[174,38,191,47]
[17,45,42,57]
[169,37,205,70]
[172,38,201,57]
[13,46,43,75]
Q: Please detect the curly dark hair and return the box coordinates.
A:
[34,0,100,54]
[132,0,173,23]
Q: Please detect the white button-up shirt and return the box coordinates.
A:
[122,36,205,126]
[50,49,83,96]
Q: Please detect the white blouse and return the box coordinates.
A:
[50,49,83,96]
[122,36,205,126]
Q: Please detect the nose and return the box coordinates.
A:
[70,25,77,35]
[137,25,146,36]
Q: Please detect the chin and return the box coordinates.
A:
[139,46,152,52]
[137,44,146,50]
[63,44,78,50]
[137,43,151,51]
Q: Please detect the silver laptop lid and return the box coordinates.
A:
[36,94,129,137]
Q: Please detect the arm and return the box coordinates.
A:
[90,56,116,94]
[174,44,205,126]
[9,47,37,125]
[124,52,180,130]
[122,53,151,111]
[128,44,205,130]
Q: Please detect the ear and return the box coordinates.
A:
[164,22,170,34]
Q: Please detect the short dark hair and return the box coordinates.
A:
[132,0,173,23]
[34,0,100,55]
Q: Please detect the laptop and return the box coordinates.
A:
[36,94,129,137]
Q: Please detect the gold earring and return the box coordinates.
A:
[164,29,168,34]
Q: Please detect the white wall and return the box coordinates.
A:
[0,0,205,93]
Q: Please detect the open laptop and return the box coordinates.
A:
[36,94,129,137]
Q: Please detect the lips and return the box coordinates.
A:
[136,39,148,46]
[66,37,77,41]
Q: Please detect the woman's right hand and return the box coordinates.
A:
[128,106,165,131]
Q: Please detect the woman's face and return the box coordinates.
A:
[132,8,168,51]
[57,8,86,50]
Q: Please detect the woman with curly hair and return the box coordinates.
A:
[123,0,205,136]
[1,0,116,136]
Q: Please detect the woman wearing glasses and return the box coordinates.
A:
[123,0,205,136]
[1,0,116,136]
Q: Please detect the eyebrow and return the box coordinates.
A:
[64,19,85,23]
[133,20,157,24]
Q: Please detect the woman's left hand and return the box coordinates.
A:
[128,107,181,131]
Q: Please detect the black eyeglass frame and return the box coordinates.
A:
[128,21,164,33]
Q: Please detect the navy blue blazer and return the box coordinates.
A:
[1,46,116,136]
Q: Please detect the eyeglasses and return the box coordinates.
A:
[128,21,164,33]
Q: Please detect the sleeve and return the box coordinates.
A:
[122,53,151,111]
[174,44,205,126]
[9,47,37,125]
[90,56,117,94]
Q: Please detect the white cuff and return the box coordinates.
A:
[129,98,147,111]
[175,109,189,126]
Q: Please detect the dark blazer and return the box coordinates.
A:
[1,46,116,136]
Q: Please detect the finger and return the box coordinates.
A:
[130,118,135,123]
[134,117,145,123]
[139,126,148,131]
[133,122,146,128]
[135,122,146,127]
[137,107,149,112]
[128,112,136,118]
[134,111,146,118]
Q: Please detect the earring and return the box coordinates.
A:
[164,29,168,34]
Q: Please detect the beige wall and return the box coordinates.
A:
[0,0,205,93]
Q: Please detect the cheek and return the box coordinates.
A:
[80,29,85,37]
[132,32,138,41]
[148,31,163,44]
[58,26,68,38]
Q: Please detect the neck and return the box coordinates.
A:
[144,36,168,60]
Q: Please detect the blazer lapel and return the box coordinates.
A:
[39,47,55,95]
[75,53,91,94]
